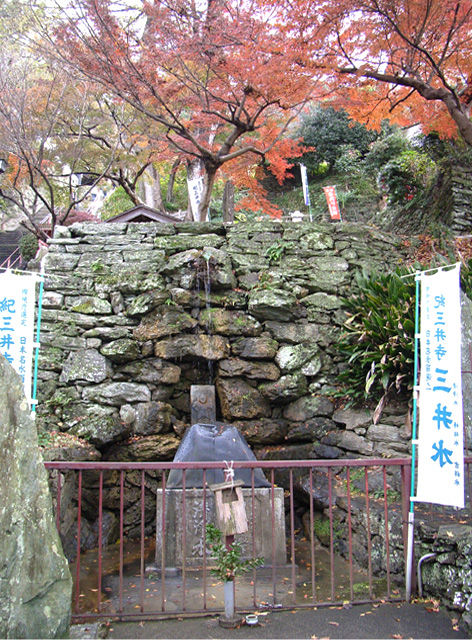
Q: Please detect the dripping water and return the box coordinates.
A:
[203,257,214,385]
[194,254,214,385]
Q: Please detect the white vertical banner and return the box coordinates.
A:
[187,175,204,219]
[300,163,311,207]
[0,271,36,405]
[416,264,464,508]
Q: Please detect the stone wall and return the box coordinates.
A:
[450,165,472,234]
[427,162,472,234]
[38,219,411,464]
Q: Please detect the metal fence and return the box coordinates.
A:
[44,457,471,622]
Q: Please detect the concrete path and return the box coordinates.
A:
[100,602,470,639]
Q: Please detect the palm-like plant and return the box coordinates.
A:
[336,267,416,414]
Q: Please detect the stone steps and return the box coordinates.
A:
[0,229,23,266]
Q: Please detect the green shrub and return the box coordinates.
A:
[336,267,416,406]
[460,258,472,300]
[378,149,437,206]
[205,523,264,582]
[19,233,39,262]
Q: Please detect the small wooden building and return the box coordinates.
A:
[105,205,184,224]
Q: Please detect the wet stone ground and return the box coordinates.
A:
[71,536,395,618]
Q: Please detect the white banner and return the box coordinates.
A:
[416,264,464,508]
[187,175,204,219]
[300,163,311,207]
[0,271,37,405]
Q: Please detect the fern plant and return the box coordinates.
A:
[336,267,416,406]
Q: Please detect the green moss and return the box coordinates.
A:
[312,514,343,548]
[71,301,94,313]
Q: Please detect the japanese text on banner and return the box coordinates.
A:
[323,186,341,221]
[416,264,464,508]
[300,164,311,207]
[187,175,204,219]
[0,272,36,405]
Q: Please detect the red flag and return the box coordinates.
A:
[323,186,341,221]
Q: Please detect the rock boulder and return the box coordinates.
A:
[0,355,72,638]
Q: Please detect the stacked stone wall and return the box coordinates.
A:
[38,220,411,463]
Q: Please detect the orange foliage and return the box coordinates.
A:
[50,0,320,219]
[276,0,472,143]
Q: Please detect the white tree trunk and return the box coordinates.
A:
[139,165,165,211]
[187,158,216,222]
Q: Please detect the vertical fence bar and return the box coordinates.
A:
[309,468,316,604]
[289,469,296,605]
[97,470,103,614]
[465,456,471,510]
[251,468,257,608]
[161,472,166,613]
[202,468,207,611]
[182,469,187,611]
[56,470,62,533]
[140,470,145,613]
[328,466,335,601]
[401,463,412,595]
[346,467,354,602]
[271,469,276,605]
[383,466,391,597]
[364,466,373,599]
[119,470,124,614]
[75,469,83,615]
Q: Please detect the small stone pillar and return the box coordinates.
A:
[191,385,216,424]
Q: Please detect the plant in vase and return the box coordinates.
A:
[205,523,264,625]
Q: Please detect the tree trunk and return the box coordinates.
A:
[166,158,181,204]
[139,165,165,211]
[222,180,235,222]
[186,158,218,222]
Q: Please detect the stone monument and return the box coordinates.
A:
[154,385,286,572]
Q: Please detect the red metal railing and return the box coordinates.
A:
[44,457,471,622]
[0,247,21,270]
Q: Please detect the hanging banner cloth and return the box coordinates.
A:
[416,264,464,508]
[187,174,205,219]
[0,270,37,405]
[300,163,311,207]
[323,185,341,221]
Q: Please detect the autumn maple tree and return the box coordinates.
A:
[285,0,472,145]
[37,0,317,221]
[0,52,112,238]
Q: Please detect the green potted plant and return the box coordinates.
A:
[205,523,264,626]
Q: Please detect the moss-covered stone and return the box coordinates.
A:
[133,307,197,340]
[126,289,169,317]
[258,373,308,403]
[67,295,112,315]
[248,288,298,321]
[154,234,225,252]
[100,338,141,363]
[199,308,262,336]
